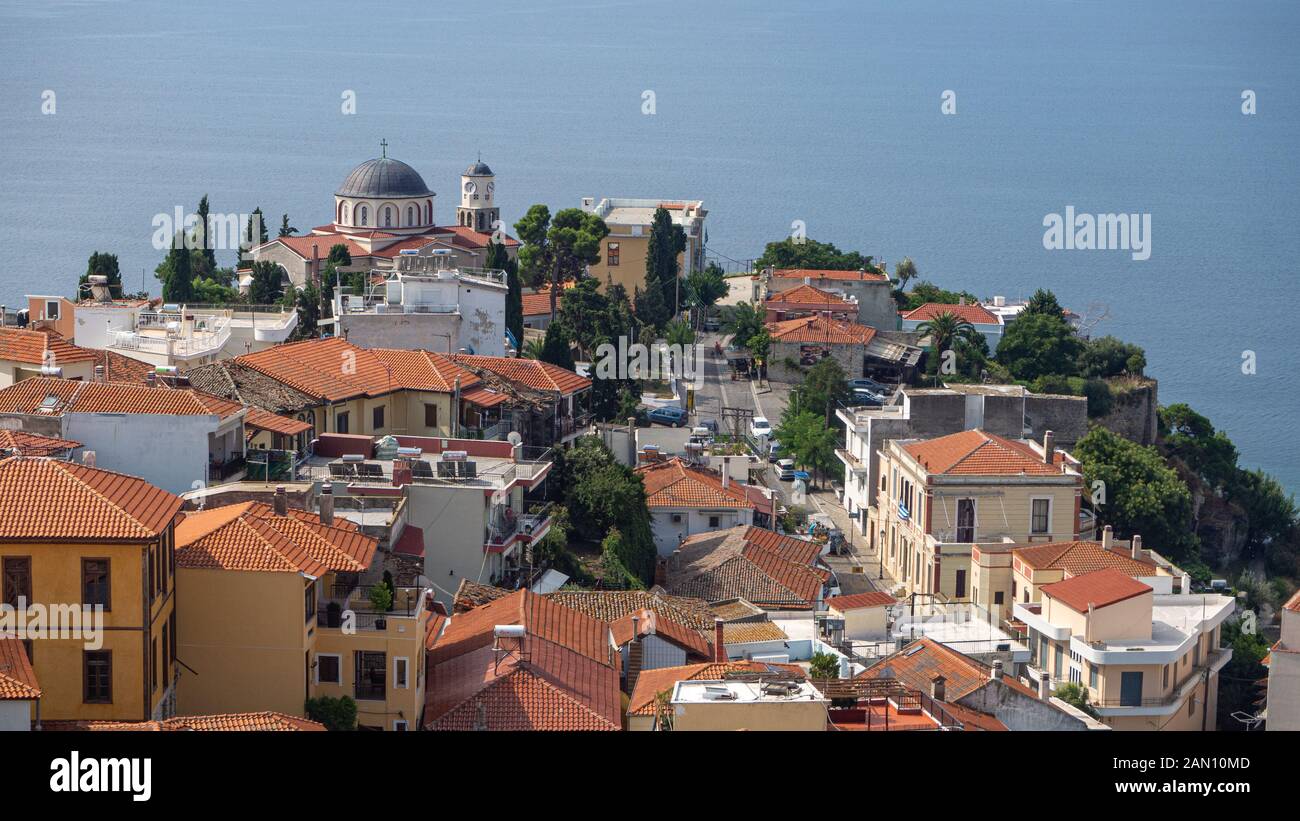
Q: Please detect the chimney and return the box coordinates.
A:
[94,364,104,383]
[721,457,730,489]
[714,618,726,662]
[319,483,334,527]
[1130,534,1142,560]
[839,655,851,679]
[1102,525,1113,551]
[273,485,288,516]
[1038,673,1052,700]
[958,296,967,306]
[1181,572,1191,595]
[931,675,946,702]
[990,660,1003,681]
[1042,430,1055,465]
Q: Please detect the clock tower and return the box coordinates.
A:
[456,158,499,234]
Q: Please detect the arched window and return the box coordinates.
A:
[407,206,414,226]
[339,202,349,225]
[384,207,392,228]
[425,200,432,224]
[477,212,485,231]
[337,201,344,223]
[359,205,368,226]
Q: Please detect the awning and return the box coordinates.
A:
[244,407,312,436]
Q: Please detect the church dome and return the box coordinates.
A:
[464,161,493,176]
[337,157,433,198]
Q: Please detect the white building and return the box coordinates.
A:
[1266,591,1300,730]
[327,251,508,357]
[634,457,756,556]
[899,301,1005,352]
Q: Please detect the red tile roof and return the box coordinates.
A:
[450,353,591,396]
[1285,590,1300,613]
[826,591,898,611]
[771,268,888,283]
[236,337,480,402]
[0,638,40,700]
[627,661,805,716]
[425,589,620,731]
[543,590,719,633]
[1040,567,1153,613]
[610,608,711,658]
[635,457,752,509]
[667,526,828,608]
[0,456,182,542]
[0,376,246,418]
[43,712,325,731]
[0,327,98,366]
[242,406,312,436]
[175,501,376,575]
[766,315,877,344]
[765,283,856,307]
[858,637,1039,701]
[1013,540,1156,577]
[902,302,1000,325]
[902,429,1069,476]
[0,429,81,457]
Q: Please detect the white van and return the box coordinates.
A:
[776,458,796,480]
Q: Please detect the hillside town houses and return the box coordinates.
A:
[0,145,1279,737]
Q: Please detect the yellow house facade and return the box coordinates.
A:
[874,429,1083,603]
[580,198,707,297]
[0,456,183,722]
[174,494,434,730]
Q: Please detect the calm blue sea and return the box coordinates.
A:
[1,0,1297,493]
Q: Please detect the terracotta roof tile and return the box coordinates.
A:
[0,377,246,419]
[902,429,1069,476]
[43,712,325,731]
[826,591,898,611]
[0,327,98,367]
[452,579,512,614]
[902,302,1001,325]
[635,457,752,509]
[175,501,376,575]
[1286,590,1300,613]
[765,283,856,307]
[544,590,718,632]
[450,353,590,396]
[1040,567,1152,613]
[721,620,787,644]
[771,268,888,283]
[0,638,40,700]
[858,637,1037,701]
[428,589,613,668]
[1013,540,1156,577]
[666,526,828,609]
[0,457,182,541]
[611,609,711,658]
[0,429,81,457]
[767,315,877,344]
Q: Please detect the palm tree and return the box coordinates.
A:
[522,337,546,360]
[916,310,978,355]
[720,301,763,348]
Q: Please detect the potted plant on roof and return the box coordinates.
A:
[368,583,393,630]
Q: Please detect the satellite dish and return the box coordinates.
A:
[507,432,522,446]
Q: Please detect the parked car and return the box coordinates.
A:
[699,418,719,435]
[767,439,783,462]
[776,458,796,480]
[851,388,886,406]
[647,406,689,427]
[703,317,722,332]
[849,377,892,394]
[750,416,772,438]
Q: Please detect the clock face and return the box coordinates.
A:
[464,180,477,194]
[486,182,495,195]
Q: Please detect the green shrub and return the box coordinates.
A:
[305,695,358,731]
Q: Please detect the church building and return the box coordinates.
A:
[250,144,518,290]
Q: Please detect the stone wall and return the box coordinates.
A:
[1096,378,1159,446]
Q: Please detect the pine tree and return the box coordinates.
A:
[645,206,686,321]
[487,240,523,348]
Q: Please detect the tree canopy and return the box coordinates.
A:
[755,237,871,271]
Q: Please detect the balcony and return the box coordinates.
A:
[317,585,425,632]
[485,505,554,553]
[836,448,868,474]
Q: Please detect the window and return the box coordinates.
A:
[607,242,620,266]
[79,558,109,610]
[708,515,720,528]
[1031,498,1051,535]
[407,206,415,226]
[1011,579,1018,599]
[424,403,438,429]
[393,657,409,689]
[316,654,341,684]
[162,623,170,688]
[954,569,967,599]
[46,300,61,321]
[1053,646,1063,679]
[372,405,385,430]
[151,638,159,692]
[355,651,386,700]
[148,545,156,603]
[384,207,393,227]
[359,205,368,226]
[1188,696,1195,717]
[1038,637,1048,666]
[956,498,975,543]
[671,513,683,524]
[1088,664,1098,690]
[425,201,432,224]
[336,411,350,434]
[994,590,1004,605]
[3,556,31,606]
[393,720,408,731]
[84,651,112,703]
[1119,671,1143,707]
[305,581,317,623]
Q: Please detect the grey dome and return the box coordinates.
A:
[337,157,433,198]
[464,161,493,176]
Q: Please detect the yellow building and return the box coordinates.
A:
[0,456,183,722]
[1013,567,1234,730]
[873,429,1083,603]
[0,326,98,387]
[580,198,707,297]
[174,492,434,730]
